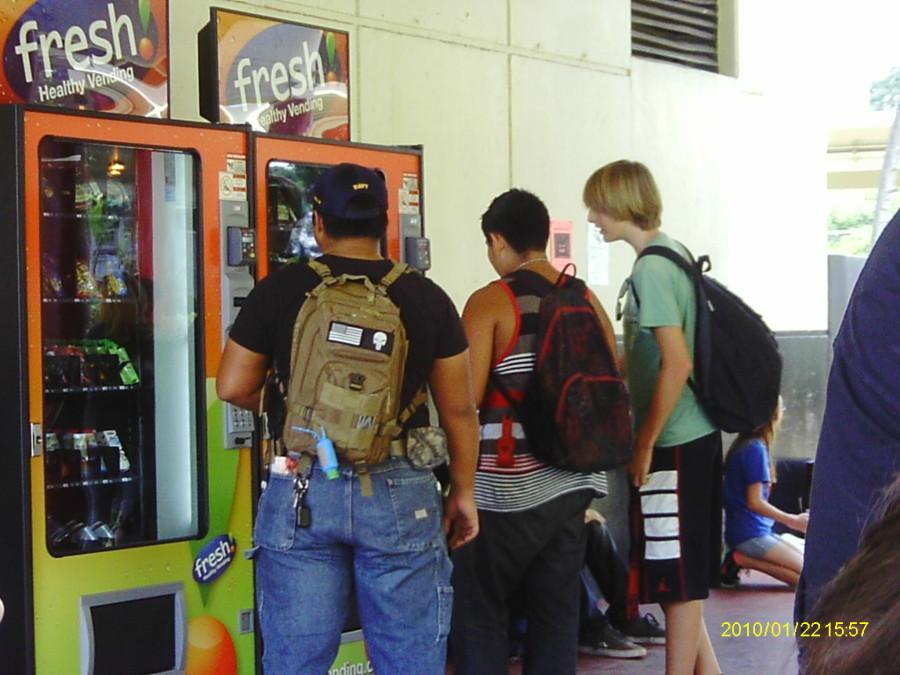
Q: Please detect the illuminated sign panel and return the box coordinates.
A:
[0,0,169,116]
[201,8,349,139]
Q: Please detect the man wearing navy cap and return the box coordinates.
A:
[218,163,479,673]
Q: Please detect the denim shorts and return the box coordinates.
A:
[251,458,452,674]
[735,533,781,559]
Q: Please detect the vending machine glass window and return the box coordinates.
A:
[266,161,324,275]
[39,139,204,556]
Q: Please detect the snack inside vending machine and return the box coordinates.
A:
[0,106,258,675]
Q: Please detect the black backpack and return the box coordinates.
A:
[492,270,633,473]
[635,245,782,433]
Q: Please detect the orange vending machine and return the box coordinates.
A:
[0,106,258,675]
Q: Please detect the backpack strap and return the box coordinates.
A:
[307,258,334,282]
[385,385,430,457]
[555,263,577,287]
[379,261,410,289]
[634,242,708,395]
[638,244,699,283]
[258,371,275,471]
[488,369,525,420]
[507,269,555,298]
[398,386,429,425]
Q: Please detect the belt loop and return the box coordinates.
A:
[355,461,374,497]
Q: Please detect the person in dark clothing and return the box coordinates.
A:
[795,209,900,651]
[217,163,479,674]
[578,509,665,659]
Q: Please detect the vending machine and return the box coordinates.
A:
[0,104,429,674]
[0,105,258,675]
[250,131,428,671]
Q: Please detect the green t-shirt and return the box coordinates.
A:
[621,232,716,446]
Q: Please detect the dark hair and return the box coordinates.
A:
[801,472,900,674]
[318,194,388,239]
[480,189,550,254]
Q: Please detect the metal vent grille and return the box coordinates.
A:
[632,0,719,72]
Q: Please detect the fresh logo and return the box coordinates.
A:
[232,40,325,111]
[14,3,140,83]
[193,534,237,584]
[1,0,167,115]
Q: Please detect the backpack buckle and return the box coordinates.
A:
[349,373,366,391]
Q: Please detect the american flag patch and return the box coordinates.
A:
[328,322,364,347]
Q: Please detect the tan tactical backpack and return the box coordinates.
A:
[281,259,425,466]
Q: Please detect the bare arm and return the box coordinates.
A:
[746,483,809,533]
[629,325,693,487]
[216,338,271,411]
[461,284,506,407]
[429,349,480,548]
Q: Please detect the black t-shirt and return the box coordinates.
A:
[229,254,468,428]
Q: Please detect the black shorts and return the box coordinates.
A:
[629,432,723,603]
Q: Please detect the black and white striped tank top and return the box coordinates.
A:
[475,270,608,512]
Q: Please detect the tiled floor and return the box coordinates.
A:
[509,571,801,674]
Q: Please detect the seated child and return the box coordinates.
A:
[722,398,808,586]
[578,509,665,659]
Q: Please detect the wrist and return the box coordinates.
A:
[633,442,654,458]
[449,479,475,496]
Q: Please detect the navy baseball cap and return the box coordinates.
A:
[312,163,388,219]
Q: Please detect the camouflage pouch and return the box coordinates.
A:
[406,426,449,469]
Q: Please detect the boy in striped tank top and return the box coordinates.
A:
[450,189,615,674]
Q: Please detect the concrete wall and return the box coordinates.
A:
[170,0,829,332]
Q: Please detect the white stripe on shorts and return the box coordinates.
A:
[641,470,677,492]
[640,470,681,560]
[645,539,682,560]
[644,515,680,539]
[641,492,678,516]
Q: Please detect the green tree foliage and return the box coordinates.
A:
[828,210,873,255]
[870,67,900,111]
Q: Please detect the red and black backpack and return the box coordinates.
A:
[491,268,633,472]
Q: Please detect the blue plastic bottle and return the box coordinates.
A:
[315,427,340,480]
[289,425,340,480]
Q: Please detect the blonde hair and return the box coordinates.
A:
[582,160,662,230]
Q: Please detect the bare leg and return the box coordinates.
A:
[694,613,721,675]
[733,539,803,586]
[662,600,720,675]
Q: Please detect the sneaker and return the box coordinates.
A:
[579,622,647,659]
[616,613,666,645]
[720,549,742,588]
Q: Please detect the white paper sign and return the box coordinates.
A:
[587,223,609,286]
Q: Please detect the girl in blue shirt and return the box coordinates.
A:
[722,399,808,586]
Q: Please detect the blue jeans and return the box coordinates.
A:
[253,458,452,674]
